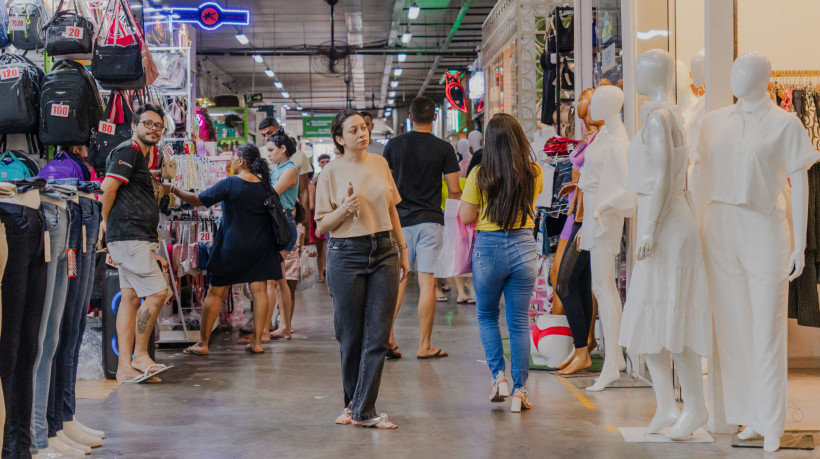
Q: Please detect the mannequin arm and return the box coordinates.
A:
[788,170,809,280]
[636,111,673,260]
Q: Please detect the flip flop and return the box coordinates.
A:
[122,364,173,384]
[457,298,476,304]
[436,295,448,302]
[441,284,451,293]
[386,346,402,359]
[245,344,265,354]
[417,349,448,359]
[183,346,208,355]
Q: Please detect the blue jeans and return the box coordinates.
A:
[472,230,539,391]
[31,202,71,450]
[326,232,399,422]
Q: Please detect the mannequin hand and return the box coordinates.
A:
[558,182,577,198]
[636,234,655,261]
[788,250,806,281]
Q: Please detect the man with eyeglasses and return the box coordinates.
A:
[100,104,171,383]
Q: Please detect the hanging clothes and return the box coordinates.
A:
[788,162,820,327]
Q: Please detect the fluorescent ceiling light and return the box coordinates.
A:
[274,81,284,89]
[282,92,290,98]
[388,91,396,97]
[408,3,420,20]
[283,105,290,110]
[296,105,303,110]
[253,54,264,63]
[393,68,403,76]
[391,80,399,88]
[235,33,250,45]
[397,53,407,62]
[387,98,395,105]
[264,68,274,78]
[302,112,309,116]
[401,32,412,44]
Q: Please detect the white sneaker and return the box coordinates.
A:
[490,372,510,402]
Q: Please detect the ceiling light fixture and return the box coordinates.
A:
[282,92,290,98]
[302,112,309,116]
[388,91,396,97]
[391,80,399,88]
[397,53,407,62]
[296,105,303,110]
[393,68,403,76]
[253,54,263,63]
[401,31,412,44]
[274,81,284,89]
[387,98,395,105]
[264,68,274,78]
[235,33,249,45]
[408,2,420,20]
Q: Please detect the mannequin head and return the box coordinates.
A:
[635,49,675,99]
[589,85,624,121]
[676,59,691,96]
[730,52,771,100]
[690,50,706,88]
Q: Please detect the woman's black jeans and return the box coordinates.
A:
[0,203,46,459]
[555,222,594,350]
[326,231,399,422]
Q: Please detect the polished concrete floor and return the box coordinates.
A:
[77,281,820,458]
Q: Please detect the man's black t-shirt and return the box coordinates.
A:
[105,140,159,243]
[383,131,460,227]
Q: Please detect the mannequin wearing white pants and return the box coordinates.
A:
[696,53,819,452]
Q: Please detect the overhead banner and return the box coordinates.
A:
[302,117,335,137]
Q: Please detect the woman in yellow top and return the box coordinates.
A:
[460,113,544,413]
[315,109,409,429]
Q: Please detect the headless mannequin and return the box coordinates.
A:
[623,49,709,436]
[699,53,815,453]
[578,87,630,390]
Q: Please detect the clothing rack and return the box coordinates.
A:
[771,69,820,77]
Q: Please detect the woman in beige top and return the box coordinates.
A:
[315,109,409,429]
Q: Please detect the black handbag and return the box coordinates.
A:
[89,91,133,175]
[91,0,145,89]
[43,0,94,56]
[263,184,293,251]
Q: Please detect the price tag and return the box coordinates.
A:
[51,104,70,118]
[64,26,84,39]
[105,253,118,268]
[44,231,52,263]
[98,121,116,135]
[0,67,19,81]
[198,231,212,243]
[8,17,26,32]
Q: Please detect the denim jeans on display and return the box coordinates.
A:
[30,202,70,450]
[0,203,46,459]
[65,198,101,421]
[47,200,81,439]
[472,230,539,392]
[326,232,399,422]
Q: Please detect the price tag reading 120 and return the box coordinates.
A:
[1,68,20,80]
[51,104,70,118]
[64,26,84,39]
[99,121,116,135]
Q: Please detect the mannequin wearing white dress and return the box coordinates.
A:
[697,53,819,452]
[575,86,631,391]
[617,49,711,438]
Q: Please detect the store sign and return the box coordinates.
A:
[468,71,484,100]
[303,117,334,137]
[444,70,467,113]
[147,2,250,31]
[244,93,263,104]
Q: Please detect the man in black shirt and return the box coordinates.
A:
[383,97,461,359]
[101,104,171,383]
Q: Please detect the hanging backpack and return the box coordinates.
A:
[0,150,33,181]
[0,53,45,134]
[89,91,133,174]
[7,0,48,50]
[38,150,86,181]
[39,59,103,146]
[0,0,10,49]
[43,0,95,57]
[92,0,149,89]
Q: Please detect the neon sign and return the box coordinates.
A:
[145,2,250,31]
[444,70,468,113]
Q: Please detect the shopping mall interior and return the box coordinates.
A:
[1,0,819,458]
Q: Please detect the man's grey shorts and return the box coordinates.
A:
[107,240,167,298]
[402,223,442,274]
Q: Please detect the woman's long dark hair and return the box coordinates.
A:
[331,109,364,155]
[235,143,271,183]
[267,128,296,158]
[476,113,538,230]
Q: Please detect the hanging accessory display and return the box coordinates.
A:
[7,0,49,50]
[43,0,94,57]
[39,59,103,146]
[0,52,44,134]
[92,0,157,89]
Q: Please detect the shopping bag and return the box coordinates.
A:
[297,246,317,292]
[435,199,475,278]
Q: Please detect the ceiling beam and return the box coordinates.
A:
[197,48,479,57]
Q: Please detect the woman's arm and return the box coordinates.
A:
[274,167,298,195]
[162,183,205,207]
[308,181,316,211]
[459,201,478,225]
[388,203,410,281]
[315,193,359,234]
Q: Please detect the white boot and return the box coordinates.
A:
[737,426,759,440]
[49,436,86,457]
[56,431,91,455]
[72,418,104,439]
[763,435,780,452]
[63,421,103,448]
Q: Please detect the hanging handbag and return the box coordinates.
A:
[153,52,186,90]
[91,0,146,89]
[89,91,133,174]
[43,0,94,57]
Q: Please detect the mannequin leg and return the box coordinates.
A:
[666,347,708,439]
[586,249,623,392]
[554,223,592,372]
[587,295,598,352]
[643,350,679,433]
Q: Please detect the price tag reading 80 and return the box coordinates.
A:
[0,68,20,81]
[99,121,116,135]
[198,231,213,243]
[8,17,26,31]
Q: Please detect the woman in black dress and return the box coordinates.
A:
[164,144,282,354]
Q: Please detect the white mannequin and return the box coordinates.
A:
[690,50,705,88]
[576,86,631,392]
[614,49,711,439]
[698,53,817,453]
[684,51,707,207]
[676,60,699,115]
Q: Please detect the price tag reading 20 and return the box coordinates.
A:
[51,104,70,118]
[198,231,213,243]
[64,26,84,39]
[0,68,19,80]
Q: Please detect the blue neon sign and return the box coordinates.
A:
[145,2,250,31]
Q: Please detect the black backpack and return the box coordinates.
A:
[0,53,44,134]
[7,0,48,50]
[39,59,103,146]
[89,91,133,175]
[263,183,293,251]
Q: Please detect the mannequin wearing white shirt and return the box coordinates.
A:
[698,53,819,452]
[575,86,631,391]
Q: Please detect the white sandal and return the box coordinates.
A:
[359,413,397,429]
